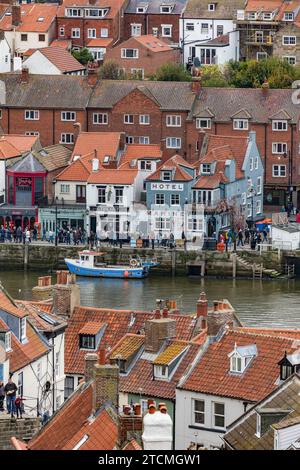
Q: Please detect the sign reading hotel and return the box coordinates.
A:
[151,183,184,191]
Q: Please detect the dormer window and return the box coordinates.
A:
[20,318,26,343]
[233,119,248,130]
[79,334,95,350]
[136,4,148,13]
[284,12,294,22]
[208,3,216,11]
[154,364,168,379]
[278,353,294,380]
[196,118,211,129]
[263,12,273,20]
[201,163,211,175]
[160,4,174,13]
[162,170,172,181]
[248,12,257,20]
[228,343,257,374]
[5,332,11,352]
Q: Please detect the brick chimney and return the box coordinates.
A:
[92,351,119,412]
[197,292,208,330]
[73,121,81,145]
[32,276,52,301]
[119,132,126,151]
[144,317,176,353]
[84,352,98,382]
[207,299,234,336]
[87,67,98,87]
[20,67,29,84]
[261,79,270,94]
[12,5,21,27]
[52,271,80,318]
[118,404,143,448]
[191,77,201,95]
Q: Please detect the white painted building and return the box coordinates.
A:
[271,224,300,251]
[23,47,85,76]
[0,160,5,205]
[0,36,11,73]
[180,0,242,66]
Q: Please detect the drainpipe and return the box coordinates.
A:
[52,335,55,415]
[264,123,267,185]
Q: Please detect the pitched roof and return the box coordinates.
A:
[119,144,162,168]
[78,321,104,335]
[110,334,145,360]
[191,88,300,123]
[0,285,27,318]
[89,80,195,110]
[35,144,72,172]
[28,382,118,450]
[153,340,188,365]
[55,155,92,182]
[87,38,113,48]
[87,168,138,185]
[125,0,186,15]
[123,439,142,450]
[28,47,85,73]
[50,39,72,50]
[16,300,67,334]
[65,306,198,375]
[179,329,300,402]
[0,74,92,109]
[184,0,245,18]
[0,134,38,160]
[193,163,229,189]
[224,374,300,450]
[71,132,122,163]
[8,321,50,373]
[146,154,194,182]
[133,34,173,52]
[57,0,128,19]
[0,4,58,32]
[8,152,46,173]
[119,341,200,400]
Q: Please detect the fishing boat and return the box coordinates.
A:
[64,251,159,279]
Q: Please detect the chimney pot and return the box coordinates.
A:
[160,406,167,414]
[197,291,208,318]
[20,67,29,83]
[213,300,219,312]
[87,67,98,87]
[162,307,169,318]
[154,308,161,319]
[134,403,141,416]
[123,405,131,416]
[148,404,156,414]
[99,348,106,365]
[12,5,21,27]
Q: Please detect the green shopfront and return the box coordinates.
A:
[38,206,88,234]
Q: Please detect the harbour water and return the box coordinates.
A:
[1,270,300,328]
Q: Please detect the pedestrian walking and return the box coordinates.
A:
[15,395,24,419]
[4,377,17,417]
[0,380,5,411]
[237,228,244,247]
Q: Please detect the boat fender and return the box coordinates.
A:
[124,270,129,277]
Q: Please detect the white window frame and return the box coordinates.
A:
[154,365,168,379]
[250,157,253,171]
[272,120,288,131]
[160,5,173,13]
[284,12,294,21]
[213,402,225,429]
[201,163,211,175]
[186,23,194,31]
[161,24,172,37]
[124,114,134,124]
[59,26,65,36]
[100,28,108,37]
[162,171,172,181]
[98,186,106,204]
[87,28,96,38]
[121,48,139,59]
[5,331,11,352]
[71,28,81,38]
[192,399,205,425]
[166,115,181,127]
[196,118,211,129]
[60,184,70,194]
[233,119,248,130]
[60,133,74,144]
[20,318,26,342]
[155,193,165,205]
[256,199,261,214]
[257,52,268,61]
[61,111,76,122]
[230,354,242,373]
[254,156,259,170]
[208,3,216,11]
[139,114,150,125]
[272,142,287,154]
[138,136,150,144]
[131,68,144,79]
[241,192,246,205]
[282,36,296,45]
[131,23,142,37]
[93,113,108,125]
[201,23,209,34]
[140,160,152,171]
[272,164,286,177]
[166,137,181,148]
[25,110,39,120]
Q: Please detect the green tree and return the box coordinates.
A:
[151,63,191,81]
[98,60,126,80]
[200,65,229,87]
[72,48,94,65]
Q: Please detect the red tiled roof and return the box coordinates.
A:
[87,38,113,48]
[8,322,49,373]
[87,168,138,185]
[0,287,27,318]
[65,307,198,375]
[71,132,122,164]
[56,156,92,182]
[134,34,173,52]
[0,134,38,160]
[119,144,162,169]
[33,47,85,73]
[180,329,300,402]
[0,4,58,32]
[29,382,118,450]
[146,154,194,182]
[109,334,145,360]
[79,321,104,335]
[123,439,142,450]
[50,39,72,50]
[120,342,201,400]
[193,161,229,189]
[0,317,9,332]
[16,301,66,333]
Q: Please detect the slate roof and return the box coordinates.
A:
[0,73,92,109]
[57,0,128,19]
[125,0,186,15]
[8,152,46,173]
[28,383,118,450]
[223,374,300,450]
[88,80,195,110]
[65,306,198,375]
[191,88,300,123]
[179,329,300,402]
[184,0,245,18]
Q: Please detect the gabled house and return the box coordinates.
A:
[104,34,181,78]
[193,131,264,235]
[22,47,86,76]
[223,373,300,450]
[0,30,11,73]
[175,327,300,450]
[180,0,243,67]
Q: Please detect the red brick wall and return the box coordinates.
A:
[56,17,116,47]
[104,38,181,77]
[123,13,180,43]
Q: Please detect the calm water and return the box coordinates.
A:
[1,270,300,328]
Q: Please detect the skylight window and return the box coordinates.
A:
[37,17,44,22]
[73,434,89,450]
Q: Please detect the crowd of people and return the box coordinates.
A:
[0,225,38,243]
[0,377,24,419]
[218,225,270,251]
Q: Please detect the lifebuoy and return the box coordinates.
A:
[130,259,138,267]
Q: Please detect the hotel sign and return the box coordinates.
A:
[151,183,184,191]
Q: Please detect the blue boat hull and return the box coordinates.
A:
[65,259,148,279]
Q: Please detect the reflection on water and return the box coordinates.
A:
[1,270,300,328]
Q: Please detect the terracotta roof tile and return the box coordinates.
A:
[50,39,72,50]
[88,169,138,185]
[56,156,91,182]
[71,132,122,164]
[30,47,85,73]
[87,38,113,48]
[110,334,144,360]
[146,154,194,182]
[0,4,58,33]
[123,439,142,450]
[65,307,197,375]
[0,286,27,318]
[134,34,173,52]
[79,321,105,335]
[0,134,38,160]
[119,144,162,169]
[57,0,127,19]
[180,329,300,402]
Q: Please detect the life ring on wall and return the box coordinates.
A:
[130,258,138,267]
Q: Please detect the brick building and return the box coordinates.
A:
[104,34,181,78]
[123,0,186,44]
[56,0,129,49]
